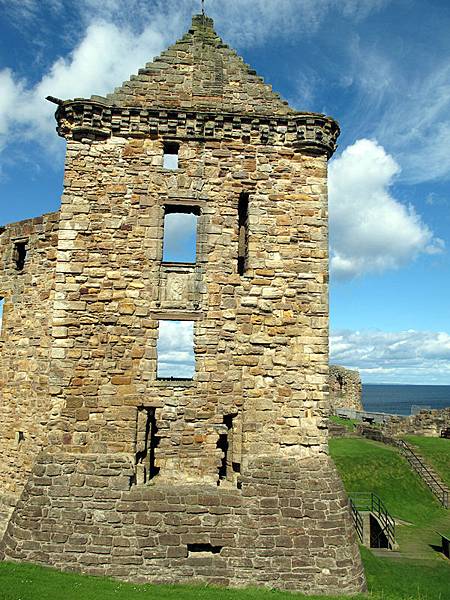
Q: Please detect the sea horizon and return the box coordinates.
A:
[361,383,450,416]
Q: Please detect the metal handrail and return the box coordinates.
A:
[349,498,363,543]
[349,492,396,548]
[395,440,449,508]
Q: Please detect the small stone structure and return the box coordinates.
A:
[329,365,363,412]
[0,14,365,594]
[383,408,450,438]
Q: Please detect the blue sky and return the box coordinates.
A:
[1,0,449,384]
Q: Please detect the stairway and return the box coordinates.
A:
[396,440,449,508]
[349,492,397,550]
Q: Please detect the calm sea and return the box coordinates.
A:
[362,384,450,416]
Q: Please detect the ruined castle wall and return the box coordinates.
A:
[0,213,59,501]
[328,365,363,412]
[47,131,330,484]
[1,452,365,594]
[383,407,450,438]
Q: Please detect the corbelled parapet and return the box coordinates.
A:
[54,102,339,158]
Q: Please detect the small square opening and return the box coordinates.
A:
[163,142,179,170]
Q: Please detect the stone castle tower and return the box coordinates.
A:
[0,14,365,594]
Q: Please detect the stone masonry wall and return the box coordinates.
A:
[383,407,450,438]
[0,213,59,502]
[1,453,365,594]
[328,365,363,412]
[46,131,331,479]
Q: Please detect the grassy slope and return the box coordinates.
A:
[405,435,450,489]
[329,437,450,566]
[329,437,445,525]
[361,547,450,600]
[328,415,358,431]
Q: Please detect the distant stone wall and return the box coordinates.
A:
[383,408,450,438]
[0,453,365,595]
[328,366,363,412]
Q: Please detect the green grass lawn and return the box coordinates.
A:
[1,556,450,600]
[404,436,450,489]
[328,415,359,432]
[329,437,445,526]
[361,547,450,600]
[329,437,450,569]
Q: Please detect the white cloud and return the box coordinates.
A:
[331,329,450,384]
[345,38,450,184]
[0,21,171,154]
[0,70,24,146]
[376,62,450,184]
[0,0,391,157]
[1,0,390,46]
[329,139,444,280]
[157,321,195,378]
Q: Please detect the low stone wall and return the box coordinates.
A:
[383,408,450,438]
[0,453,366,595]
[329,366,363,412]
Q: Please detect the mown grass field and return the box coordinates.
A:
[329,437,446,526]
[328,415,359,432]
[405,435,450,489]
[0,437,449,600]
[1,555,450,600]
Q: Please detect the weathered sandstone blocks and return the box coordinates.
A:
[1,453,365,594]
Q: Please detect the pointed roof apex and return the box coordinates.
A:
[104,14,294,116]
[190,13,216,34]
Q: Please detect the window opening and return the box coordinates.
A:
[163,205,200,263]
[217,413,238,484]
[16,431,25,446]
[187,543,222,555]
[163,141,179,170]
[238,192,249,275]
[14,241,27,271]
[135,407,160,484]
[157,320,195,380]
[0,297,4,335]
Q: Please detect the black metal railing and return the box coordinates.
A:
[394,440,449,509]
[349,492,396,549]
[349,497,364,543]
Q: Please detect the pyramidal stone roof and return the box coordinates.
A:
[104,14,294,116]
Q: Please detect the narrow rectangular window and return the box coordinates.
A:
[238,192,249,275]
[0,297,4,334]
[163,206,200,263]
[157,320,195,380]
[135,407,160,484]
[14,240,27,271]
[217,413,239,484]
[163,141,179,170]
